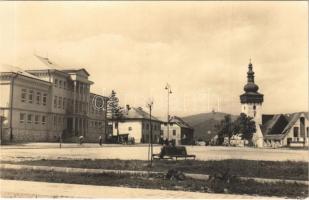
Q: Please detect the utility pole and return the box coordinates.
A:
[165,83,172,141]
[147,100,154,167]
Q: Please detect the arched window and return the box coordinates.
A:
[253,105,256,110]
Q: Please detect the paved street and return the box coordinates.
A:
[1,143,308,162]
[0,179,281,199]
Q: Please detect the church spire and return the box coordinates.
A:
[240,60,263,104]
[247,61,255,83]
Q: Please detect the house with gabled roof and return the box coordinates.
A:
[109,107,162,144]
[261,112,309,147]
[161,116,194,145]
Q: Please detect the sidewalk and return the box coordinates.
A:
[0,179,281,199]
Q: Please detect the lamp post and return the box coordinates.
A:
[165,83,172,140]
[147,100,154,167]
[0,109,4,145]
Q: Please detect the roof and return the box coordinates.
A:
[169,116,194,129]
[262,112,309,140]
[0,64,50,83]
[61,69,90,76]
[35,55,90,76]
[121,107,161,122]
[90,93,108,99]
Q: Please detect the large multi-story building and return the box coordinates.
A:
[0,56,107,144]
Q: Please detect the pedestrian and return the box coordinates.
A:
[99,135,103,146]
[59,135,62,149]
[164,138,169,146]
[79,135,84,145]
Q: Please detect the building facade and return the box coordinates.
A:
[161,116,194,145]
[109,107,162,144]
[0,57,107,144]
[262,112,309,147]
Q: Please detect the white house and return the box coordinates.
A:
[161,116,194,145]
[109,107,162,143]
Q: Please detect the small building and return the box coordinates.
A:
[161,116,194,145]
[261,112,309,147]
[109,107,162,144]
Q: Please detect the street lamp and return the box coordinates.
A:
[0,109,5,145]
[146,100,154,167]
[165,83,172,140]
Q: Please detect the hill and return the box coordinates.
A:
[182,112,238,141]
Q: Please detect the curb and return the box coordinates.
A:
[1,164,308,186]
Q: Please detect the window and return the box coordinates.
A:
[63,81,66,89]
[128,127,132,131]
[54,96,57,108]
[63,98,66,109]
[20,113,25,123]
[35,115,39,124]
[253,105,256,110]
[55,79,58,87]
[54,116,57,126]
[58,97,62,108]
[146,124,149,130]
[307,127,309,137]
[58,117,62,126]
[293,127,299,137]
[36,92,41,105]
[95,121,98,128]
[43,94,47,106]
[42,116,46,125]
[21,89,27,102]
[59,80,62,88]
[173,130,176,136]
[27,114,32,123]
[115,122,118,129]
[28,90,33,103]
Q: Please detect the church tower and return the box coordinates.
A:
[240,61,264,124]
[240,61,264,147]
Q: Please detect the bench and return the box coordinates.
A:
[152,146,196,160]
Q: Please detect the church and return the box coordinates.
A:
[240,61,309,147]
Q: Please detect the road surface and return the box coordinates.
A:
[1,143,307,162]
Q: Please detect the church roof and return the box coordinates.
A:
[240,62,264,104]
[262,112,309,140]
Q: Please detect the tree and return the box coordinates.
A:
[107,90,124,143]
[233,113,256,146]
[215,114,234,145]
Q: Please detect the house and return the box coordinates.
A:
[161,116,194,145]
[261,112,309,147]
[109,107,162,144]
[0,56,108,144]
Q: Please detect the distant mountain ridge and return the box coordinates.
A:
[182,112,238,141]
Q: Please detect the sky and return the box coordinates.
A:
[0,1,308,119]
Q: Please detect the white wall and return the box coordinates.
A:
[241,102,262,125]
[161,123,181,145]
[282,114,309,146]
[112,121,142,143]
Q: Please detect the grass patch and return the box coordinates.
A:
[0,168,308,198]
[5,159,308,181]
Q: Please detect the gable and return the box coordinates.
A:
[76,69,90,78]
